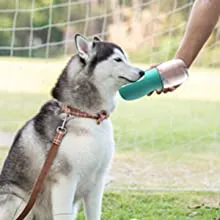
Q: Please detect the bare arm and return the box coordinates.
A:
[175,0,220,67]
[148,0,220,95]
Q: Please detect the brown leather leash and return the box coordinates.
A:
[16,104,109,220]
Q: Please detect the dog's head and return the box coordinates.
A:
[52,34,144,112]
[74,34,144,89]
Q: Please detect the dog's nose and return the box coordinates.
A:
[139,70,145,78]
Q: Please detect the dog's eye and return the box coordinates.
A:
[114,58,123,62]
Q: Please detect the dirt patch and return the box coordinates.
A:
[109,151,220,190]
[0,147,219,191]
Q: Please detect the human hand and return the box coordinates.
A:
[146,60,187,96]
[147,84,180,96]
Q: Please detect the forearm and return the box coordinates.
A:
[175,0,220,67]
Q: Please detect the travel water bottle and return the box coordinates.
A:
[119,59,189,101]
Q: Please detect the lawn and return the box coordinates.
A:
[0,58,219,218]
[1,91,219,150]
[77,191,220,220]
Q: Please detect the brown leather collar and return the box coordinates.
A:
[61,104,109,124]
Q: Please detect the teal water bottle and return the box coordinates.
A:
[119,59,188,101]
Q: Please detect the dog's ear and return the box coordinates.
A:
[92,35,102,48]
[93,35,102,42]
[75,34,90,61]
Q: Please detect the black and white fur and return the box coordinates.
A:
[0,34,144,220]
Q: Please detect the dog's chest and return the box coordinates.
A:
[58,118,114,179]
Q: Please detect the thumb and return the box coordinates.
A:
[145,63,160,71]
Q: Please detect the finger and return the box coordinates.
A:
[174,84,181,89]
[145,63,160,71]
[165,84,181,92]
[156,89,163,94]
[152,83,181,95]
[158,88,173,94]
[164,89,170,93]
[162,87,176,93]
[149,64,158,69]
[167,87,176,92]
[147,91,154,96]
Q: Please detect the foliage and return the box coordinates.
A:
[0,0,219,66]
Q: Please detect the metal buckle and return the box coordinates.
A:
[56,114,69,134]
[56,126,67,134]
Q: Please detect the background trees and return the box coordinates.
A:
[0,0,219,66]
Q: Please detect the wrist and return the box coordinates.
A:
[174,53,190,68]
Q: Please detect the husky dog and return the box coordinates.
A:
[0,34,144,220]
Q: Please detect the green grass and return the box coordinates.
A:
[113,97,220,152]
[0,58,220,218]
[0,146,8,160]
[1,91,219,153]
[76,191,220,220]
[1,91,219,189]
[0,91,49,131]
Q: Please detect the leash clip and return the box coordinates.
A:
[56,114,69,134]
